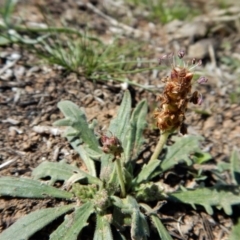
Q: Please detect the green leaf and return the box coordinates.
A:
[0,177,73,199]
[53,118,72,126]
[50,202,94,240]
[0,36,12,45]
[1,0,17,27]
[112,229,126,240]
[109,90,131,145]
[151,215,173,240]
[161,135,201,170]
[169,185,240,215]
[65,169,102,187]
[127,196,149,240]
[0,205,74,240]
[230,149,240,185]
[66,130,97,177]
[132,160,159,186]
[192,151,212,164]
[32,161,80,185]
[155,135,201,176]
[100,91,131,180]
[55,100,101,153]
[140,203,173,240]
[94,214,113,240]
[125,99,147,163]
[229,218,240,240]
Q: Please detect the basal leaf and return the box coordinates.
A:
[50,202,94,240]
[151,215,173,240]
[108,90,131,146]
[32,161,80,185]
[0,177,73,199]
[169,185,240,215]
[127,196,149,240]
[140,203,173,240]
[125,99,147,163]
[0,205,74,240]
[100,91,131,180]
[55,100,100,153]
[132,160,159,186]
[94,214,113,240]
[66,131,97,177]
[229,218,240,240]
[160,135,202,171]
[230,149,240,185]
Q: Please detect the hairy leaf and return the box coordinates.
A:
[151,215,173,240]
[65,169,102,188]
[125,99,147,163]
[100,91,131,180]
[230,149,240,185]
[66,130,97,177]
[54,100,100,153]
[127,196,149,240]
[94,214,113,240]
[169,185,240,215]
[149,135,201,180]
[0,205,74,240]
[50,202,94,240]
[0,177,73,199]
[132,160,159,186]
[160,135,201,171]
[140,203,173,240]
[229,218,240,240]
[32,161,80,185]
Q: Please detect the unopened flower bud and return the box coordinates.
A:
[100,134,123,158]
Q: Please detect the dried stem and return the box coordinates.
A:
[150,131,171,162]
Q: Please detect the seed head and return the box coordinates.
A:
[154,51,207,134]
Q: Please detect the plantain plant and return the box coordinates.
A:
[1,52,240,240]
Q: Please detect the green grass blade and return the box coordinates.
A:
[94,214,113,240]
[0,177,73,199]
[1,0,17,27]
[0,205,74,240]
[50,202,94,240]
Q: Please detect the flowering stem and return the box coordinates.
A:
[150,131,171,162]
[115,158,126,197]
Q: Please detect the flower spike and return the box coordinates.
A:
[154,51,207,134]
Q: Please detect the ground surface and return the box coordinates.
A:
[0,0,240,239]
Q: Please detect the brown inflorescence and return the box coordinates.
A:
[154,51,207,134]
